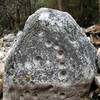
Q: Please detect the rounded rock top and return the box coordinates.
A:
[4,8,97,100]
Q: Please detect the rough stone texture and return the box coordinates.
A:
[4,8,97,100]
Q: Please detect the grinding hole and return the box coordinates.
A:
[60,93,66,99]
[57,50,64,59]
[60,93,65,96]
[60,62,65,65]
[35,56,42,61]
[24,90,30,95]
[33,94,38,96]
[45,40,52,48]
[60,70,66,76]
[58,50,64,55]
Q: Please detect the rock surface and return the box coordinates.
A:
[4,8,97,100]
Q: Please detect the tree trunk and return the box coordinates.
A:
[58,0,63,11]
[24,0,27,16]
[16,0,20,30]
[29,0,32,15]
[27,0,32,15]
[80,0,84,16]
[99,0,100,23]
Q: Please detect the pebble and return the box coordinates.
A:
[0,51,5,60]
[0,32,17,98]
[95,75,100,88]
[0,61,4,73]
[3,33,16,42]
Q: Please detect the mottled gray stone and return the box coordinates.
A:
[4,8,97,100]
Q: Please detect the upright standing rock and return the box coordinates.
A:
[4,8,97,100]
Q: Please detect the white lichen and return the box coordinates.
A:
[39,12,49,21]
[38,32,44,37]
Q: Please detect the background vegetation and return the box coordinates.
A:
[0,0,99,35]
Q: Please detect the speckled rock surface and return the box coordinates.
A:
[4,8,97,100]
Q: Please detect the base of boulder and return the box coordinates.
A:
[3,82,91,100]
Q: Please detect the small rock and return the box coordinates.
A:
[3,34,16,42]
[0,47,5,52]
[97,48,100,69]
[0,51,5,60]
[0,61,4,94]
[87,37,91,42]
[0,79,3,94]
[95,75,100,88]
[0,61,4,73]
[0,39,3,48]
[97,48,100,55]
[3,42,11,48]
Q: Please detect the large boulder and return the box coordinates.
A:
[4,8,97,100]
